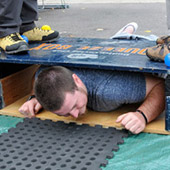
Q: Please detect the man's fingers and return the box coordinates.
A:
[28,108,36,118]
[18,102,36,118]
[116,114,127,123]
[134,127,143,134]
[34,103,42,114]
[20,109,35,118]
[124,119,136,129]
[129,125,143,134]
[121,115,133,126]
[19,107,28,116]
[29,105,35,115]
[20,110,30,117]
[129,124,139,133]
[19,99,42,117]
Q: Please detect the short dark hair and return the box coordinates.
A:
[34,66,77,111]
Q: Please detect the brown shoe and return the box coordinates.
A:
[146,43,170,62]
[156,35,170,44]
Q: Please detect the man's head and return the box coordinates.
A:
[34,66,88,118]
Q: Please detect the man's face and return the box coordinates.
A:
[52,87,88,118]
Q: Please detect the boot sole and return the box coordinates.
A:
[4,45,29,54]
[28,35,60,43]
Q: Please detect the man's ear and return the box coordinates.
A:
[72,74,81,85]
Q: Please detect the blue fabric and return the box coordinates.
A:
[36,66,146,112]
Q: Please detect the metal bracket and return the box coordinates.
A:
[38,0,69,9]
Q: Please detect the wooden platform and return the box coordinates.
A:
[0,37,169,133]
[0,95,168,135]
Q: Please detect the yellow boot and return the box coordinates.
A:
[0,33,29,54]
[22,27,59,42]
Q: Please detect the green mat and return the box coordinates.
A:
[0,115,23,133]
[0,115,169,170]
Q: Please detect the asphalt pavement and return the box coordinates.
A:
[36,2,168,39]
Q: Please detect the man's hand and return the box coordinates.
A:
[116,111,146,134]
[19,98,42,118]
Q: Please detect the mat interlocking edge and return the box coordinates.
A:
[0,95,169,135]
[0,118,128,170]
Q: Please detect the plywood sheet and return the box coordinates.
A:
[0,95,168,135]
[0,65,39,108]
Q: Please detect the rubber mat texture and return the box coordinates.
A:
[0,118,128,170]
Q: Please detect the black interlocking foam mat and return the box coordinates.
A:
[0,118,128,170]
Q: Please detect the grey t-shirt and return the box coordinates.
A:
[68,67,146,112]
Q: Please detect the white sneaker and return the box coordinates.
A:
[110,22,138,39]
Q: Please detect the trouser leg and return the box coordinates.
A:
[0,0,23,37]
[20,0,38,34]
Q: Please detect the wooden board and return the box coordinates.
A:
[0,95,168,135]
[0,65,39,108]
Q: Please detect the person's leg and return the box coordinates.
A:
[20,0,59,43]
[150,0,170,45]
[146,0,170,62]
[20,0,38,34]
[0,0,29,54]
[166,0,170,34]
[0,0,23,37]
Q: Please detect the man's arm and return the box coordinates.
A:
[116,74,165,134]
[18,72,42,118]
